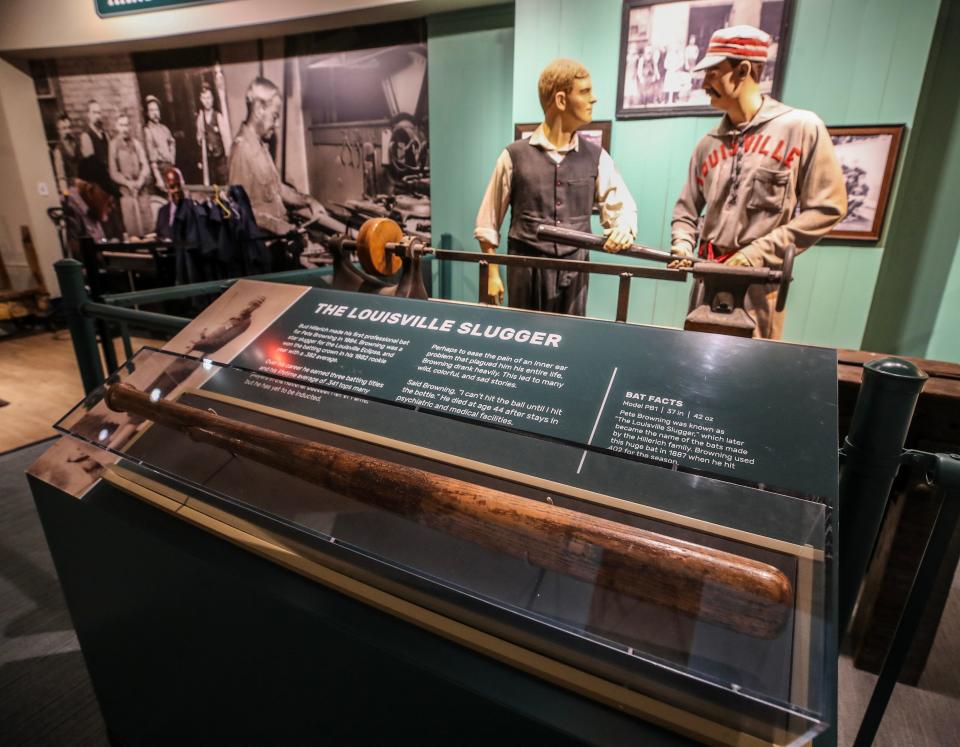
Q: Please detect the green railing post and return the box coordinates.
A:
[838,357,927,635]
[55,258,105,394]
[119,321,135,361]
[852,452,960,746]
[80,236,118,373]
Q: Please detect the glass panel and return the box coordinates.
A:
[57,347,831,745]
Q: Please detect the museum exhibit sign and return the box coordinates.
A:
[95,0,222,18]
[29,280,838,746]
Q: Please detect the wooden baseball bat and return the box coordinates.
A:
[536,224,675,263]
[104,382,793,638]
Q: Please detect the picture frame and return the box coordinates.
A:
[514,120,613,153]
[615,0,794,120]
[827,125,905,242]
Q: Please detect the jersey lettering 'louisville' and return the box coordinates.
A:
[696,136,802,186]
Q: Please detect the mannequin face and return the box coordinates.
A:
[557,75,596,128]
[200,89,214,111]
[701,59,751,113]
[147,101,161,123]
[253,95,282,139]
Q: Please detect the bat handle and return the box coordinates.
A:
[536,225,674,264]
[537,224,607,250]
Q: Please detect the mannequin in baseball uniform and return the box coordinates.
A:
[670,26,847,339]
[475,58,637,315]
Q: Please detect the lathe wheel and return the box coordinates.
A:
[356,217,404,277]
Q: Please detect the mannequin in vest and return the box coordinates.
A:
[475,58,637,315]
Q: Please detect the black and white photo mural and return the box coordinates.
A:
[31,21,430,252]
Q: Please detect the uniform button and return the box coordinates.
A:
[555,219,560,224]
[556,181,561,187]
[556,201,561,207]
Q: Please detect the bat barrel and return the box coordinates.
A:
[104,382,793,638]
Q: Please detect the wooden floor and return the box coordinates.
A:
[0,331,161,453]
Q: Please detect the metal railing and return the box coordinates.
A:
[838,358,960,746]
[54,258,335,394]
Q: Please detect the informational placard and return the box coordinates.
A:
[95,0,220,17]
[225,288,838,499]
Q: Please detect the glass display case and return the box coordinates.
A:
[56,346,832,747]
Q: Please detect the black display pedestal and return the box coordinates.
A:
[29,474,699,747]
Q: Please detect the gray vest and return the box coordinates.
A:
[506,137,601,257]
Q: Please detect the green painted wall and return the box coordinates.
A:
[928,234,960,362]
[427,5,515,302]
[862,0,960,362]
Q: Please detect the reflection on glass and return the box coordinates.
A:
[56,347,832,745]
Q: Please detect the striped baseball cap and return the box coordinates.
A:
[693,25,771,72]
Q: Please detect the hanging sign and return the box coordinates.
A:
[95,0,222,17]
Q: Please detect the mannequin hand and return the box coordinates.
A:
[668,246,694,269]
[602,227,633,253]
[477,240,504,304]
[725,252,753,268]
[486,266,505,305]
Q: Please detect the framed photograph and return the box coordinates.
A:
[827,125,905,242]
[615,0,794,120]
[514,120,612,152]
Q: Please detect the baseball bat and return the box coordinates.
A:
[104,382,793,638]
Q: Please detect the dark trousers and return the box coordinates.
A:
[209,154,229,186]
[506,242,589,316]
